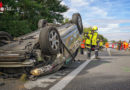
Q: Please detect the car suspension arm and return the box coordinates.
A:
[60,39,75,61]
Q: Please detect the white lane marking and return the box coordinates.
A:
[84,51,87,55]
[49,55,95,90]
[107,48,111,56]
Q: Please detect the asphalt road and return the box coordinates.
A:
[0,49,130,90]
[63,49,130,90]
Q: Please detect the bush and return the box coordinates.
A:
[0,20,31,37]
[0,0,68,37]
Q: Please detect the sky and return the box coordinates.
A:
[61,0,130,41]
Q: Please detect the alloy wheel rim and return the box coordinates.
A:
[49,30,59,50]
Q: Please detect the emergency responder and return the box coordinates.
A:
[123,41,128,50]
[99,39,103,50]
[112,43,114,48]
[118,40,122,50]
[80,39,85,54]
[105,42,109,50]
[85,26,100,59]
[80,32,89,54]
[126,42,128,51]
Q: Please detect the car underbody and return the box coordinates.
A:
[0,13,83,79]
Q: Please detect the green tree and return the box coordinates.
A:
[103,37,108,44]
[62,18,69,24]
[98,34,108,44]
[0,0,68,37]
[83,27,92,33]
[111,40,116,43]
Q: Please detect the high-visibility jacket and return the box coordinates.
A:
[126,43,128,49]
[99,41,103,46]
[123,42,127,49]
[92,32,98,45]
[81,43,85,48]
[85,33,92,45]
[85,32,98,45]
[80,40,85,48]
[105,42,109,48]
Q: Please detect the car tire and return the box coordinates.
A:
[72,13,83,34]
[38,19,47,28]
[39,26,61,55]
[0,31,13,46]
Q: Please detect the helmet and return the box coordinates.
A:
[92,26,98,31]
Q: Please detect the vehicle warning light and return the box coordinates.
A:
[0,2,3,8]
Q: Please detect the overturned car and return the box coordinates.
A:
[0,13,83,79]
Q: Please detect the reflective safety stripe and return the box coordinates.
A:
[86,46,91,48]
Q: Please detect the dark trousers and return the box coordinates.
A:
[118,46,121,50]
[87,45,99,58]
[87,48,91,59]
[80,48,84,55]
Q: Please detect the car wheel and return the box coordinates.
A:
[0,31,13,47]
[72,13,83,34]
[38,19,47,28]
[39,26,61,55]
